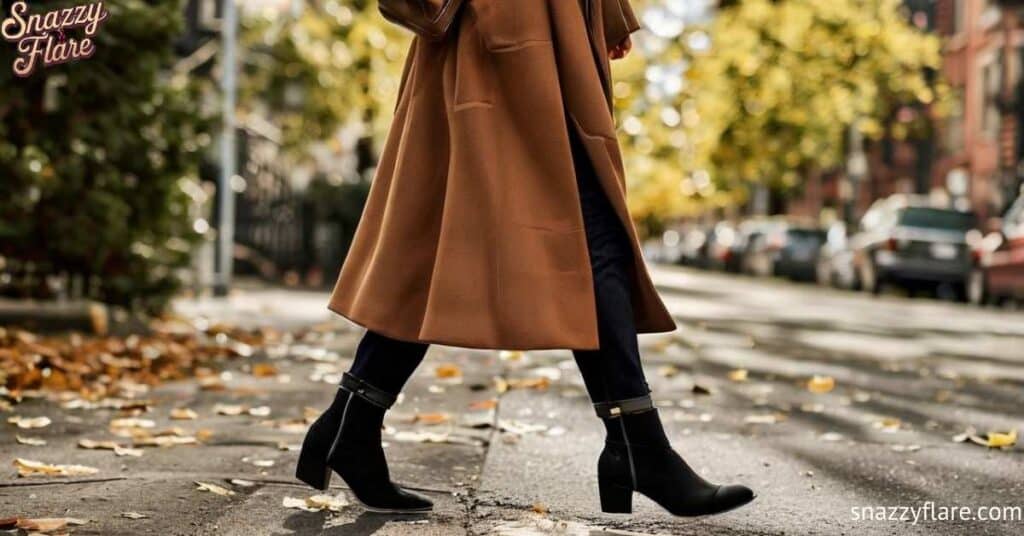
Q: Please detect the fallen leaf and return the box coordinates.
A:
[412,412,451,425]
[532,503,549,514]
[121,512,149,519]
[109,417,155,429]
[248,406,272,417]
[78,439,144,457]
[214,404,246,416]
[985,430,1017,448]
[506,377,550,391]
[498,420,548,435]
[282,493,350,512]
[435,363,462,378]
[195,481,235,496]
[14,517,87,531]
[7,416,51,429]
[807,376,835,394]
[252,363,278,377]
[392,430,485,447]
[468,399,498,411]
[133,435,198,447]
[14,458,99,477]
[15,435,46,446]
[170,408,198,420]
[727,369,749,382]
[744,413,787,425]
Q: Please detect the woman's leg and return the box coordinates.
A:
[347,329,430,394]
[565,123,754,517]
[567,121,650,403]
[296,329,433,512]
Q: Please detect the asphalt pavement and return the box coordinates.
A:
[2,266,1023,535]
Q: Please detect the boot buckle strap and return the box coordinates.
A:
[339,372,397,409]
[594,395,654,419]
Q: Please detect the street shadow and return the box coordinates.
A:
[278,509,428,535]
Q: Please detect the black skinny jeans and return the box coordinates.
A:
[348,124,652,404]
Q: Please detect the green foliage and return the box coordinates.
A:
[0,0,212,312]
[615,0,945,221]
[238,0,410,163]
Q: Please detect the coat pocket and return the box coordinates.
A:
[471,0,551,52]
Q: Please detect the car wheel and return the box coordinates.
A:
[966,268,986,306]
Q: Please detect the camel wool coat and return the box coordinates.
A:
[328,0,676,350]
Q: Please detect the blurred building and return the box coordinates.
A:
[931,0,1024,222]
[788,0,1024,225]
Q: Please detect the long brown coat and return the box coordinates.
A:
[328,0,676,350]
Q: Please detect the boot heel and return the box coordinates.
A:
[295,445,332,490]
[599,480,633,514]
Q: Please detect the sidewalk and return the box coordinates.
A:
[2,268,1022,535]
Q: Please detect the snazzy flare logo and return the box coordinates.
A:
[2,1,109,77]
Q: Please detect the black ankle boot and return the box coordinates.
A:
[594,395,754,517]
[295,386,350,490]
[295,373,432,513]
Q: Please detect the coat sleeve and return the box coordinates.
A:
[603,0,642,49]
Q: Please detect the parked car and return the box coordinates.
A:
[699,221,738,271]
[970,191,1024,305]
[816,222,859,289]
[851,195,979,300]
[771,225,828,281]
[735,219,788,276]
[679,226,710,267]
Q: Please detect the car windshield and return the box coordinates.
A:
[898,207,976,231]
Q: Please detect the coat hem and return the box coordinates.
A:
[326,301,673,352]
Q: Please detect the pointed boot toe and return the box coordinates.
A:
[711,484,756,514]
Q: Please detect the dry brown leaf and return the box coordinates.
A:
[14,517,88,532]
[109,417,155,429]
[282,493,350,512]
[214,404,246,416]
[14,458,99,477]
[195,481,235,496]
[78,439,144,457]
[506,377,550,391]
[412,412,452,425]
[15,435,46,446]
[532,503,549,514]
[435,363,463,378]
[170,408,198,420]
[7,416,51,429]
[807,375,836,394]
[252,363,279,377]
[468,399,498,411]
